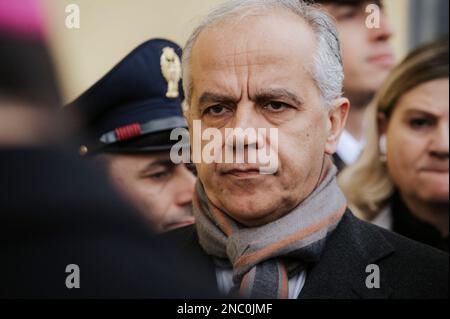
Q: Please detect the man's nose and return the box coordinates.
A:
[430,121,449,160]
[369,12,394,43]
[225,102,261,148]
[174,165,196,206]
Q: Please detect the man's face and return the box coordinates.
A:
[187,10,348,226]
[103,152,196,233]
[322,2,394,102]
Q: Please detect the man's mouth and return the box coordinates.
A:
[220,165,267,179]
[367,53,395,68]
[227,169,261,178]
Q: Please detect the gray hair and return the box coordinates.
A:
[182,0,344,109]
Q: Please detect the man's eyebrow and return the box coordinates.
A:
[198,92,238,106]
[141,159,174,173]
[254,88,304,107]
[197,89,304,108]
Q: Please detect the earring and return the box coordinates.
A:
[379,135,387,163]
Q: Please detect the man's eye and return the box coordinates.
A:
[205,105,229,116]
[409,118,434,129]
[336,8,358,21]
[148,171,171,180]
[264,101,289,112]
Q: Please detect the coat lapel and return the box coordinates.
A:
[299,211,395,299]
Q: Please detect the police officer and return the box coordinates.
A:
[66,39,196,233]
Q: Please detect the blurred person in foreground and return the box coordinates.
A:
[171,0,448,299]
[340,38,449,252]
[0,0,215,298]
[65,39,196,234]
[313,0,395,170]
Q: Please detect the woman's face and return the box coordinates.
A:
[384,78,449,205]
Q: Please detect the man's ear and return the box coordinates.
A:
[324,97,350,156]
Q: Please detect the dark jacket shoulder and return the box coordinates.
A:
[300,211,448,299]
[361,216,448,298]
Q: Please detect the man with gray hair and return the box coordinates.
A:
[171,0,448,299]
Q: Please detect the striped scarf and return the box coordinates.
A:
[193,163,347,299]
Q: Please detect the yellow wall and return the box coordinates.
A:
[43,0,410,103]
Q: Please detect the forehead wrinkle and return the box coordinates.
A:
[197,49,315,107]
[201,54,288,72]
[201,44,299,75]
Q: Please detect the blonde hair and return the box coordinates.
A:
[339,38,449,221]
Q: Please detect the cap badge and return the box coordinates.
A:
[160,47,181,99]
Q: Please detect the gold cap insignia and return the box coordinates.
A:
[79,145,88,156]
[160,47,181,99]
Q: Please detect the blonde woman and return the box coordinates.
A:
[340,38,449,252]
